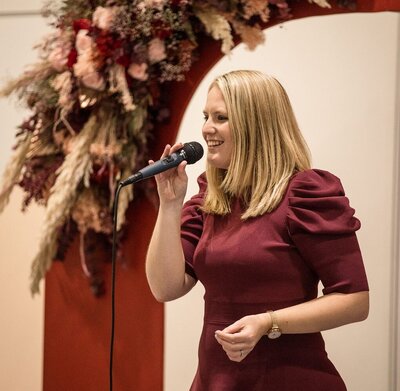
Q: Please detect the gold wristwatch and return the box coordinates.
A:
[266,310,282,339]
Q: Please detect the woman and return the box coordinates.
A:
[146,70,369,390]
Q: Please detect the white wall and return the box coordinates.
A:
[0,6,399,391]
[0,4,48,391]
[168,12,400,391]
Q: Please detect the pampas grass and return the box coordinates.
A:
[194,8,234,55]
[0,135,33,213]
[30,113,98,294]
[0,62,55,99]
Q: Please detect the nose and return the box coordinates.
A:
[202,118,216,135]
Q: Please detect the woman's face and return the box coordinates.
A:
[202,86,233,170]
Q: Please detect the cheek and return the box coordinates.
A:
[224,137,234,157]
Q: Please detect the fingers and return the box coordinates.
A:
[215,315,266,363]
[219,321,243,336]
[222,348,247,362]
[160,144,171,159]
[215,330,251,362]
[152,143,188,203]
[215,337,251,362]
[154,143,186,181]
[160,142,183,159]
[214,320,244,345]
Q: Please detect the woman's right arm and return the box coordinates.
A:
[145,143,197,302]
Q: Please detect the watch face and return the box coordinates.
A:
[268,328,282,339]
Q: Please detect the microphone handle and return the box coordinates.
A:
[120,152,184,186]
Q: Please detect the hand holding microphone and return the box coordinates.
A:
[120,141,204,196]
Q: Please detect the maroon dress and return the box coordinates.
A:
[181,169,369,391]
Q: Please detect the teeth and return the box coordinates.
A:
[207,140,223,147]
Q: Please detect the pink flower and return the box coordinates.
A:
[75,30,93,54]
[49,45,70,71]
[73,51,92,77]
[92,6,116,31]
[48,31,72,71]
[73,50,105,91]
[127,63,148,81]
[148,38,167,63]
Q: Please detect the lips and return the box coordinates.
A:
[207,140,224,147]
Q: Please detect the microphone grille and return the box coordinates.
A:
[183,142,204,164]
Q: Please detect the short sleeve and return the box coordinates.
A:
[287,169,369,295]
[181,174,207,280]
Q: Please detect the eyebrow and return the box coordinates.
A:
[202,109,228,114]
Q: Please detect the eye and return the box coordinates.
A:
[217,114,228,121]
[203,113,209,121]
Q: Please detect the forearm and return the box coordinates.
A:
[146,203,195,302]
[273,291,369,334]
[215,291,369,362]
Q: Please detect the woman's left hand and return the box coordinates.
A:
[214,313,271,362]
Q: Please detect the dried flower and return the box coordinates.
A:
[0,134,33,213]
[30,113,99,294]
[144,0,166,9]
[109,64,136,110]
[51,71,74,112]
[92,6,117,30]
[81,71,106,91]
[231,20,265,51]
[49,42,71,71]
[309,0,331,8]
[148,38,167,63]
[128,62,149,81]
[75,29,93,54]
[0,0,332,295]
[243,0,270,22]
[194,8,233,54]
[73,30,106,91]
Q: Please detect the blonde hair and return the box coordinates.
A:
[203,70,311,219]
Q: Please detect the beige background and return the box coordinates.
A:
[0,3,399,391]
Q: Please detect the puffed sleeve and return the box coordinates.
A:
[287,169,369,295]
[181,173,207,280]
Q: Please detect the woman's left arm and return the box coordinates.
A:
[215,290,369,362]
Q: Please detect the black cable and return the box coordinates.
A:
[109,183,123,391]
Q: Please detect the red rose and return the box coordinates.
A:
[152,20,172,40]
[67,48,78,68]
[96,34,115,57]
[116,55,130,68]
[155,28,172,40]
[73,18,92,33]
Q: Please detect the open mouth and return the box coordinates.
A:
[207,140,224,148]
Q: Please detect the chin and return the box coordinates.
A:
[207,154,230,170]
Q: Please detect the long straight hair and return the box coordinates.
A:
[203,70,312,219]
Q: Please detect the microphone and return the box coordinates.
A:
[120,141,204,186]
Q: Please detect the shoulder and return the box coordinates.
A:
[287,169,360,235]
[288,169,345,197]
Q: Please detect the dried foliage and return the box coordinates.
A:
[0,0,337,295]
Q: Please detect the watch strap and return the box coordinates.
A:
[267,310,278,328]
[266,310,282,339]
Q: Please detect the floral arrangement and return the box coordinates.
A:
[0,0,337,296]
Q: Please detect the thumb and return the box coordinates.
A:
[220,320,244,336]
[177,161,188,177]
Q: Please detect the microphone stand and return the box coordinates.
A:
[109,182,122,391]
